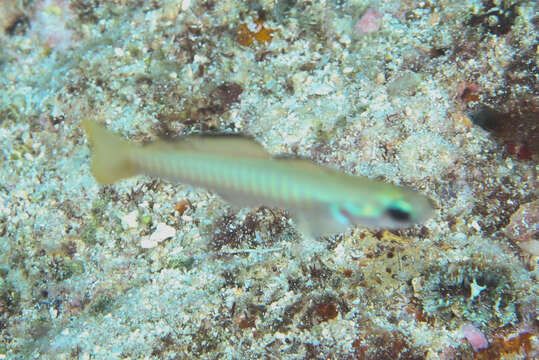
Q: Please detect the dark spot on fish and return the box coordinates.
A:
[386,207,411,222]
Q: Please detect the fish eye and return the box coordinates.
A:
[385,206,411,222]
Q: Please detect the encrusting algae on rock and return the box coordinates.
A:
[82,120,433,236]
[237,21,276,46]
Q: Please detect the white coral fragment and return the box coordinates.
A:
[141,223,176,249]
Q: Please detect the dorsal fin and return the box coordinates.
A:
[273,156,340,176]
[145,134,271,159]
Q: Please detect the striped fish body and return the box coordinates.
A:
[83,120,433,236]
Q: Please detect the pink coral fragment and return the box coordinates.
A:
[32,0,75,51]
[461,324,489,352]
[355,8,383,34]
[504,200,539,255]
[504,200,539,243]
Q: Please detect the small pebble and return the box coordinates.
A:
[149,223,176,243]
[121,210,138,229]
[141,223,176,249]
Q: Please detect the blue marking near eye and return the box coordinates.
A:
[331,204,352,225]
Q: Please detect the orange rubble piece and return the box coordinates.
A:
[237,21,276,46]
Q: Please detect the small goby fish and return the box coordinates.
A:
[82,120,433,236]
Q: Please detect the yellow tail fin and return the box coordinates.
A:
[82,119,138,184]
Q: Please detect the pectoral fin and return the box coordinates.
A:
[291,205,351,238]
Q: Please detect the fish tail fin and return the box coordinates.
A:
[82,119,138,184]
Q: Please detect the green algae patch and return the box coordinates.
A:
[60,259,85,280]
[90,294,116,316]
[0,277,21,321]
[80,221,98,245]
[165,255,195,272]
[49,257,86,281]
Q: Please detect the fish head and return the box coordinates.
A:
[377,193,434,228]
[331,186,434,229]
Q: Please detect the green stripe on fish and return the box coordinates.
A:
[82,120,433,236]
